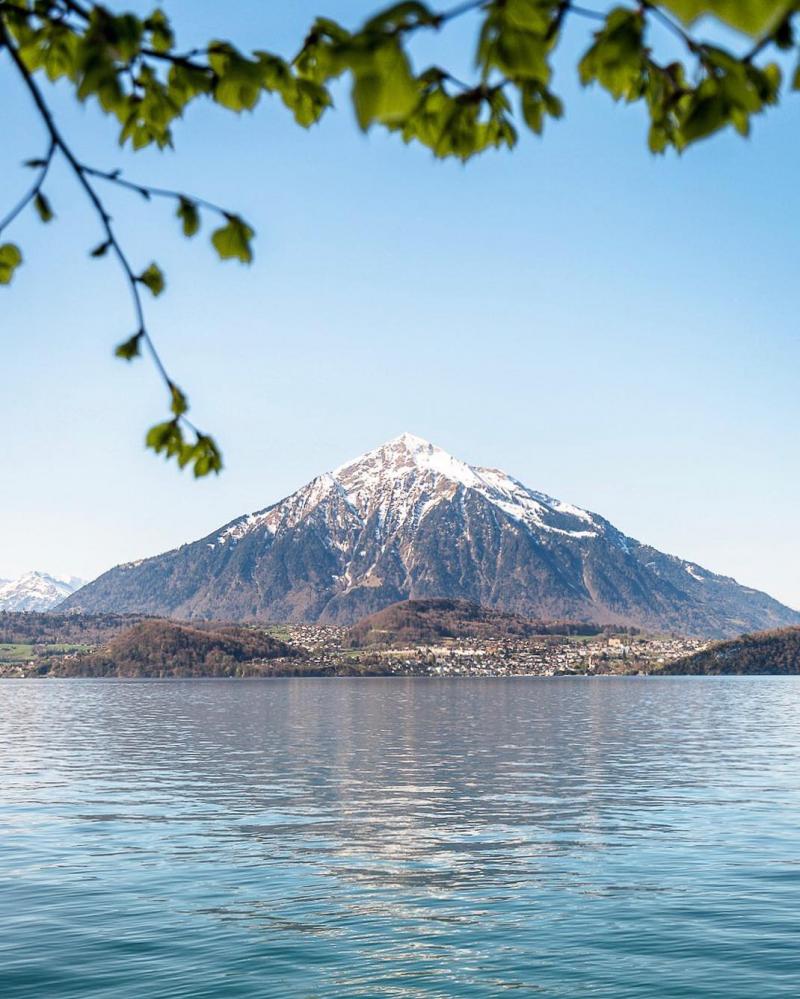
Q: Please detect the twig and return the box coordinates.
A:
[642,1,699,52]
[567,4,609,23]
[57,0,90,20]
[0,19,202,435]
[81,165,233,219]
[0,140,55,235]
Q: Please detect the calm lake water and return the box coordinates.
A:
[1,678,799,997]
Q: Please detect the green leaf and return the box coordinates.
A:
[353,73,382,129]
[659,0,793,39]
[209,43,265,111]
[519,81,563,135]
[680,92,729,143]
[137,262,166,296]
[0,244,23,285]
[291,78,332,126]
[191,434,223,477]
[34,192,54,223]
[348,39,418,130]
[145,420,222,477]
[169,382,188,416]
[144,9,174,53]
[115,332,143,360]
[176,197,200,237]
[145,419,182,455]
[648,123,669,153]
[477,2,552,84]
[578,8,646,102]
[211,215,254,263]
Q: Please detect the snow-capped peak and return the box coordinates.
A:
[0,571,85,612]
[217,434,604,547]
[335,433,483,493]
[331,434,599,538]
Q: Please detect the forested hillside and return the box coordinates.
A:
[660,628,800,675]
[43,620,301,678]
[345,598,613,648]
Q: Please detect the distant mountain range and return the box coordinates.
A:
[0,571,84,612]
[62,434,800,637]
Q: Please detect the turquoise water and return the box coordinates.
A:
[1,678,799,997]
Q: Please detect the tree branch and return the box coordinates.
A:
[0,20,204,438]
[642,1,699,53]
[81,164,233,219]
[0,140,55,236]
[567,4,610,24]
[56,0,91,20]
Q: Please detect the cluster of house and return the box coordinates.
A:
[279,626,708,677]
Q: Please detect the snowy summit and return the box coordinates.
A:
[0,571,85,612]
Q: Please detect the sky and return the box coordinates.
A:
[1,1,799,608]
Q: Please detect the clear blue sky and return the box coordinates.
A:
[2,1,798,608]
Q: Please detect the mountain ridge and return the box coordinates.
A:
[0,571,85,612]
[62,434,800,637]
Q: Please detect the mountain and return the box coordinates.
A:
[659,627,800,675]
[0,571,85,612]
[346,598,603,647]
[62,433,800,636]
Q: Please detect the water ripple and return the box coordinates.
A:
[1,677,799,996]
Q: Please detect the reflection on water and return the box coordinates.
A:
[1,678,799,997]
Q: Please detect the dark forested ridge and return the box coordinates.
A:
[40,620,301,678]
[659,628,800,675]
[345,599,613,648]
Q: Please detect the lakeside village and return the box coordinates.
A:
[276,625,708,677]
[0,614,708,678]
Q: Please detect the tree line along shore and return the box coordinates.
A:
[2,601,798,678]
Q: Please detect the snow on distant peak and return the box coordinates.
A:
[0,570,85,612]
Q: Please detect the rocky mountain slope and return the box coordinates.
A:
[0,571,84,611]
[62,434,800,637]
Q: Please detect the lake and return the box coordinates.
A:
[1,677,799,997]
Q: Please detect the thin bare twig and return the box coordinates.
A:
[0,140,55,235]
[81,165,233,219]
